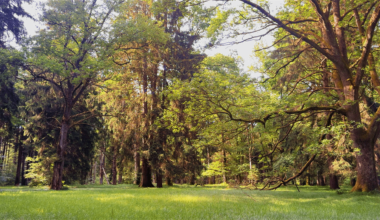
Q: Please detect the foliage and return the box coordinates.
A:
[0,0,32,47]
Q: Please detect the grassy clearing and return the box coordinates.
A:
[0,184,379,219]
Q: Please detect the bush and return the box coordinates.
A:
[0,176,14,186]
[28,180,46,188]
[336,189,345,195]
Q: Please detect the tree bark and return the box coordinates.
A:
[350,178,356,187]
[99,151,104,184]
[93,161,97,184]
[139,157,154,187]
[317,173,325,186]
[112,145,117,185]
[156,170,162,188]
[21,152,27,186]
[51,120,69,190]
[222,149,227,183]
[14,129,22,186]
[351,138,379,192]
[133,142,140,185]
[118,165,123,184]
[165,169,173,186]
[329,174,340,189]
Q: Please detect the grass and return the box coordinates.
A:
[0,184,379,219]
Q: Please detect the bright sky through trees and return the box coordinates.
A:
[19,0,285,77]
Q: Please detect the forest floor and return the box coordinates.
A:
[0,184,379,219]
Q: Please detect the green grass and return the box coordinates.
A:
[0,184,379,219]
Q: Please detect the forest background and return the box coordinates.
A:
[1,0,380,192]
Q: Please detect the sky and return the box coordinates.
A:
[19,0,285,78]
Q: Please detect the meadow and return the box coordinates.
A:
[0,184,379,220]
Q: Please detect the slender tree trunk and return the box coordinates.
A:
[165,167,173,186]
[118,165,123,184]
[317,172,325,186]
[327,155,339,189]
[93,161,97,184]
[133,142,140,185]
[14,144,23,186]
[112,145,117,185]
[99,151,104,185]
[21,152,27,186]
[14,128,22,186]
[222,150,227,183]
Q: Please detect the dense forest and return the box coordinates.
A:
[0,0,379,192]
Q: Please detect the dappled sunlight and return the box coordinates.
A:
[170,195,213,202]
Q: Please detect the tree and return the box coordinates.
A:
[210,0,380,191]
[23,0,153,190]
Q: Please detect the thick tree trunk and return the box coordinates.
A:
[139,157,154,187]
[51,121,69,190]
[351,139,379,191]
[51,161,63,190]
[350,178,356,187]
[329,174,340,189]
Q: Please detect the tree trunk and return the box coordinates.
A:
[133,142,140,185]
[222,149,227,183]
[51,121,69,190]
[51,160,63,190]
[317,174,325,186]
[14,141,23,186]
[165,169,173,186]
[165,176,172,186]
[156,170,162,188]
[189,173,195,185]
[99,151,104,185]
[351,139,379,191]
[93,161,97,184]
[112,145,117,185]
[118,163,123,184]
[21,152,27,186]
[209,176,215,184]
[350,178,356,187]
[329,174,340,189]
[139,157,154,187]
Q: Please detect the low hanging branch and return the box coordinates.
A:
[263,154,316,190]
[261,112,335,190]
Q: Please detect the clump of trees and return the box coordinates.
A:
[0,0,379,192]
